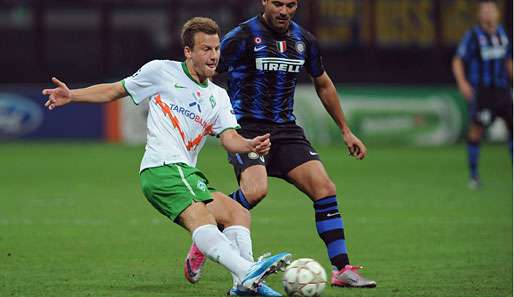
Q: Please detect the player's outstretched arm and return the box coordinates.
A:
[312,72,367,160]
[219,129,271,155]
[42,77,127,110]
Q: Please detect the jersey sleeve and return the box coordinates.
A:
[212,90,240,136]
[505,32,512,60]
[217,26,248,74]
[456,30,475,62]
[122,60,162,105]
[304,32,325,78]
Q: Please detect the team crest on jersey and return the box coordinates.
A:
[276,41,287,53]
[209,95,216,108]
[190,91,202,113]
[197,180,207,192]
[248,152,259,159]
[296,41,305,53]
[189,101,201,113]
[254,37,262,44]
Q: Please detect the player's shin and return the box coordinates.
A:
[192,224,253,281]
[313,195,350,271]
[223,225,254,287]
[467,140,481,179]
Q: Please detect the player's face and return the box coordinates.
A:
[262,0,298,33]
[478,2,499,32]
[185,32,220,79]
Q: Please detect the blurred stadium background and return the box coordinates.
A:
[0,0,512,144]
[1,1,512,297]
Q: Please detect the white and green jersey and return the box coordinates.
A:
[122,60,240,172]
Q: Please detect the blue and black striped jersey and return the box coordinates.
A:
[217,16,325,124]
[456,25,512,88]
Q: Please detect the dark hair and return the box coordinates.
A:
[181,17,220,48]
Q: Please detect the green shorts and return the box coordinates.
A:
[140,163,216,222]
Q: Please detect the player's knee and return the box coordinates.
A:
[229,205,251,225]
[216,199,251,227]
[314,179,337,198]
[468,127,483,142]
[243,187,268,204]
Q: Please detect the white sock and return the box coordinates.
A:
[223,225,254,287]
[224,225,254,261]
[192,224,253,283]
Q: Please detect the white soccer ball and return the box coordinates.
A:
[282,258,327,297]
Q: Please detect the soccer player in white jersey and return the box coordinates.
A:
[42,17,291,295]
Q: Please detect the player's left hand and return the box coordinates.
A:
[42,77,72,110]
[249,133,271,155]
[343,131,367,160]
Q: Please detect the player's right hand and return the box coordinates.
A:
[343,131,367,160]
[458,81,474,102]
[42,77,72,110]
[249,133,271,156]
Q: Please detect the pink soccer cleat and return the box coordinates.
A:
[184,243,207,284]
[331,265,376,288]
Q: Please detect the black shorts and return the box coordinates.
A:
[469,87,513,132]
[228,119,321,181]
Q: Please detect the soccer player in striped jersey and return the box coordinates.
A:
[184,0,376,290]
[42,17,292,295]
[452,0,513,189]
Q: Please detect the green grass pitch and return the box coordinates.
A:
[1,142,512,297]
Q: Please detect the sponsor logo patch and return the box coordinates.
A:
[256,57,305,73]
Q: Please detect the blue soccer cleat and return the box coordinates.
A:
[227,283,282,296]
[240,252,291,290]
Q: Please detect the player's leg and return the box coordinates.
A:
[207,192,282,296]
[140,165,290,290]
[286,160,375,288]
[179,202,291,289]
[183,164,267,286]
[235,165,269,207]
[178,203,253,280]
[184,191,252,284]
[467,123,485,188]
[140,165,252,283]
[268,126,349,272]
[226,121,271,209]
[184,191,282,295]
[209,192,254,263]
[466,89,489,188]
[208,192,253,289]
[228,151,269,209]
[268,123,375,287]
[286,160,347,268]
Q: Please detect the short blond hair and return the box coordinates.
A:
[181,17,220,48]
